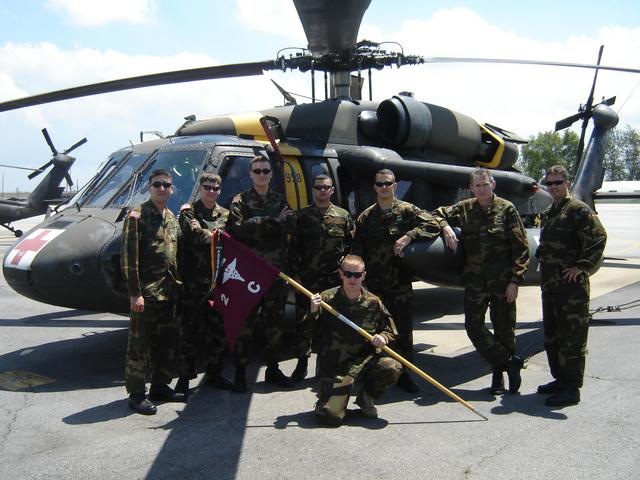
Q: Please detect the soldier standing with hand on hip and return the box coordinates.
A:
[536,165,607,407]
[353,169,441,393]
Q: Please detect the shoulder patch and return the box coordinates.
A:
[128,209,141,220]
[180,203,193,211]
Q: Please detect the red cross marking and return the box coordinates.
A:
[10,230,52,266]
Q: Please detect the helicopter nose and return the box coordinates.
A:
[3,215,128,312]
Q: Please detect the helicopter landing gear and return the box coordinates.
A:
[1,223,23,237]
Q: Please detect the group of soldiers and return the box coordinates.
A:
[121,156,606,426]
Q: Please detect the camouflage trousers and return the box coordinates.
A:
[233,278,288,367]
[315,355,401,425]
[125,299,180,394]
[294,274,339,358]
[542,288,590,388]
[464,284,516,371]
[370,284,415,362]
[179,290,228,380]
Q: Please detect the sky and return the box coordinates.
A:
[0,0,639,192]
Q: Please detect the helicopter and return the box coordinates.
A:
[0,128,85,237]
[0,0,636,313]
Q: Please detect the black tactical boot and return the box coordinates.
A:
[174,376,189,395]
[545,387,580,407]
[506,355,524,393]
[489,370,506,395]
[128,393,157,415]
[232,366,247,393]
[291,357,308,383]
[149,384,187,403]
[265,362,294,388]
[205,371,234,390]
[396,370,419,393]
[537,379,562,394]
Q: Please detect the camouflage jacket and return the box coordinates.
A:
[121,199,181,300]
[353,199,441,291]
[226,188,296,270]
[290,203,354,288]
[433,195,529,288]
[311,287,398,381]
[179,200,228,291]
[536,195,607,292]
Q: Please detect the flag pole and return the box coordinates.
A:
[279,272,488,421]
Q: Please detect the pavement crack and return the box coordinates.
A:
[0,393,29,455]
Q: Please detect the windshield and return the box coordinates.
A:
[85,153,148,208]
[113,149,208,214]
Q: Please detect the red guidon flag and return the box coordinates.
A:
[209,231,280,351]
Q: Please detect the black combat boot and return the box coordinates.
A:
[265,362,294,388]
[545,387,580,407]
[174,376,190,395]
[396,370,419,393]
[205,369,234,390]
[149,384,187,403]
[232,366,247,393]
[290,357,308,383]
[506,355,524,393]
[489,370,506,395]
[128,393,157,415]
[537,379,562,394]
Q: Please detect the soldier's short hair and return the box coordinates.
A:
[199,172,222,185]
[340,254,365,271]
[313,174,332,185]
[249,155,269,168]
[470,167,493,183]
[545,165,570,180]
[375,169,395,182]
[149,169,172,183]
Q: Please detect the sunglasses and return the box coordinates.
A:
[151,181,172,189]
[251,168,271,175]
[341,269,365,279]
[375,181,394,187]
[313,185,333,191]
[201,185,220,191]
[544,180,566,186]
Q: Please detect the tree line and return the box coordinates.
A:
[516,125,640,182]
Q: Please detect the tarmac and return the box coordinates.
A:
[0,203,638,479]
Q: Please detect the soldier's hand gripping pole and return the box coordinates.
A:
[279,272,488,421]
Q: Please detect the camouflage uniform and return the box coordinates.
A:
[226,188,296,366]
[536,195,606,388]
[433,195,529,370]
[178,200,229,380]
[311,287,402,424]
[121,199,182,395]
[353,199,441,361]
[290,203,354,357]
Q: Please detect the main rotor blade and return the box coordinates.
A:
[423,56,640,74]
[0,164,40,172]
[0,61,274,113]
[294,0,371,57]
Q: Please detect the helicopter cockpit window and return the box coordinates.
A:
[217,155,254,208]
[112,149,207,214]
[85,153,147,208]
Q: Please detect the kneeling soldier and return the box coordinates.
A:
[308,255,402,426]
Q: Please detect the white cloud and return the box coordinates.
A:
[47,0,156,26]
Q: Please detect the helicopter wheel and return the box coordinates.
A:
[15,230,23,237]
